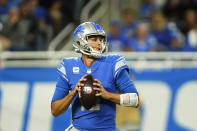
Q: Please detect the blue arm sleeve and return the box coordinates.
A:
[51,75,70,103]
[116,69,139,96]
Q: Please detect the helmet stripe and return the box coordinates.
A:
[91,22,103,32]
[73,25,84,39]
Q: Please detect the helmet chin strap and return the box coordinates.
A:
[79,47,102,59]
[82,42,106,58]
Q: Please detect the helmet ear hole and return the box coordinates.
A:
[77,41,80,45]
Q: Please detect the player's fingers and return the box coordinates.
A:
[82,74,88,78]
[95,92,102,96]
[77,87,81,98]
[93,87,101,91]
[78,91,81,98]
[78,77,87,85]
[94,79,101,84]
[80,75,88,81]
[77,86,81,91]
[78,83,84,87]
[75,83,82,89]
[78,75,88,83]
[79,78,87,84]
[93,82,101,87]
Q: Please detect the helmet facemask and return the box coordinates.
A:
[86,35,107,58]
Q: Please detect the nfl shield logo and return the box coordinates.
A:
[87,68,91,74]
[84,86,92,94]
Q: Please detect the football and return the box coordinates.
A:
[80,75,97,110]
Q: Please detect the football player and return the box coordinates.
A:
[51,22,140,131]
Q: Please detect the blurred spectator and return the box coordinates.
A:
[72,0,90,24]
[138,0,159,21]
[35,19,53,50]
[49,0,63,36]
[0,0,18,23]
[19,1,39,50]
[150,12,183,51]
[120,8,139,38]
[0,0,92,51]
[107,18,129,52]
[0,35,11,51]
[28,0,53,50]
[28,0,47,22]
[127,23,157,52]
[184,23,197,51]
[162,0,182,24]
[0,7,27,51]
[163,0,197,28]
[61,0,90,25]
[181,9,197,35]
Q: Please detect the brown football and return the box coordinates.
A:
[80,75,97,110]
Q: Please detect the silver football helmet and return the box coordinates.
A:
[73,22,108,58]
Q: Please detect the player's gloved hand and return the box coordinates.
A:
[93,79,109,100]
[73,75,87,98]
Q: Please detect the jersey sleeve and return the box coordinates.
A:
[51,76,70,103]
[57,59,68,81]
[113,55,129,79]
[51,59,70,103]
[116,69,139,96]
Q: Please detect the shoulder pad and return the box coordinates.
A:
[57,57,79,81]
[103,54,124,62]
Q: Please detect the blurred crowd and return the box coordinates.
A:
[0,0,197,52]
[108,0,197,52]
[0,0,89,51]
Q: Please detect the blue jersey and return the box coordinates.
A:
[52,54,138,131]
[107,34,128,51]
[151,24,181,51]
[128,34,157,52]
[120,21,139,37]
[184,32,197,51]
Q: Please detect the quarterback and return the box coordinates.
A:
[51,22,140,131]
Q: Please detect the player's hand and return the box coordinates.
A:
[73,75,87,97]
[93,79,109,100]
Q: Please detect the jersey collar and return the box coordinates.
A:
[78,56,103,74]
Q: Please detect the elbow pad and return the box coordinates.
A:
[120,93,138,107]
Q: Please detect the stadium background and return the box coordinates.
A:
[0,0,197,131]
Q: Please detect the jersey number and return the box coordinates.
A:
[80,98,101,111]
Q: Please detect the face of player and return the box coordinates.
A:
[87,35,105,52]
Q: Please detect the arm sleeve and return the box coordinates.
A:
[57,59,68,81]
[116,69,139,96]
[113,55,129,78]
[51,75,70,103]
[168,26,180,41]
[51,60,70,103]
